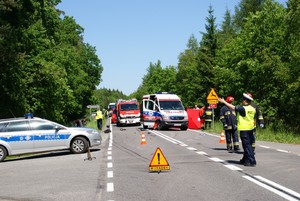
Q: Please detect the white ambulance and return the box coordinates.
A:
[141,92,188,130]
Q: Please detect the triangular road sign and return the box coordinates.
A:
[207,88,219,100]
[149,147,170,172]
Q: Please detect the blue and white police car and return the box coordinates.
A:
[0,115,102,162]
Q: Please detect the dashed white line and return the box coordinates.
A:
[259,145,270,149]
[196,151,208,155]
[224,164,243,171]
[209,157,224,162]
[277,149,290,153]
[107,162,113,168]
[107,182,114,192]
[106,123,114,197]
[107,171,113,178]
[186,147,197,151]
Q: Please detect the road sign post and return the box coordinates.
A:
[206,88,219,129]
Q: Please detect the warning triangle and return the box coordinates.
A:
[206,88,219,100]
[149,147,170,172]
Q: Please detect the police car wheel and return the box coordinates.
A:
[70,137,88,154]
[0,146,7,162]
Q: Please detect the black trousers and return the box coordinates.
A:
[240,130,256,164]
[97,119,103,130]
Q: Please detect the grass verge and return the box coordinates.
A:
[207,122,300,145]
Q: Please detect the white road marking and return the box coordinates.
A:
[186,147,197,151]
[255,176,300,200]
[152,130,184,144]
[209,157,224,162]
[196,151,208,155]
[259,145,270,149]
[224,164,243,171]
[107,182,114,192]
[107,162,113,168]
[277,149,290,153]
[244,176,299,201]
[107,156,112,160]
[107,171,113,178]
[151,129,300,201]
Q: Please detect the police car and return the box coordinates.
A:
[0,115,102,162]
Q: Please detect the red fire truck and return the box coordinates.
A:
[116,98,141,127]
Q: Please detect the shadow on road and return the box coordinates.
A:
[4,148,101,163]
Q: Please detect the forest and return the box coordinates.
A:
[130,0,300,132]
[0,0,299,132]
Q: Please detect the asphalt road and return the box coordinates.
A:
[0,121,300,201]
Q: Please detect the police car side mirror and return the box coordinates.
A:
[55,126,61,132]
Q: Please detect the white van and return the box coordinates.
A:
[141,92,188,130]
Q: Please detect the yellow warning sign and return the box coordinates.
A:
[206,88,219,104]
[149,147,170,172]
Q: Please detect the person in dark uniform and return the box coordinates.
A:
[246,92,264,152]
[219,93,256,167]
[203,105,213,130]
[219,96,240,152]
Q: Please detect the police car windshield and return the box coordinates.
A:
[120,104,139,111]
[159,101,184,110]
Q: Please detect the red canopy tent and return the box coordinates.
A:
[187,109,201,129]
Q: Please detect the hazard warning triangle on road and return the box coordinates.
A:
[149,147,170,172]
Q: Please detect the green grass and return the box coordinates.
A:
[86,117,108,130]
[208,122,300,145]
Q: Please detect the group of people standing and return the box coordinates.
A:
[194,104,214,130]
[218,93,264,167]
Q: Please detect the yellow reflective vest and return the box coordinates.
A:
[237,105,256,131]
[96,110,103,120]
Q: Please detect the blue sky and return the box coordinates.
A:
[57,0,286,96]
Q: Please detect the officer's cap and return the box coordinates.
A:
[242,93,253,101]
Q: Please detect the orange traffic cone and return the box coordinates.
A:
[219,130,225,144]
[141,132,147,145]
[153,121,157,130]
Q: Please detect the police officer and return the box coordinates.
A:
[219,96,240,152]
[246,92,264,152]
[203,105,213,130]
[218,93,256,167]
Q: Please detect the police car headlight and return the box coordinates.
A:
[184,116,188,121]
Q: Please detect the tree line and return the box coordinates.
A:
[131,0,299,132]
[1,0,299,133]
[0,0,103,124]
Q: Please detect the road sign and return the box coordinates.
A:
[87,105,100,109]
[207,88,219,104]
[210,104,217,108]
[149,147,170,172]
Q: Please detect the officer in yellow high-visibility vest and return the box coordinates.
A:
[219,93,256,167]
[96,109,103,130]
